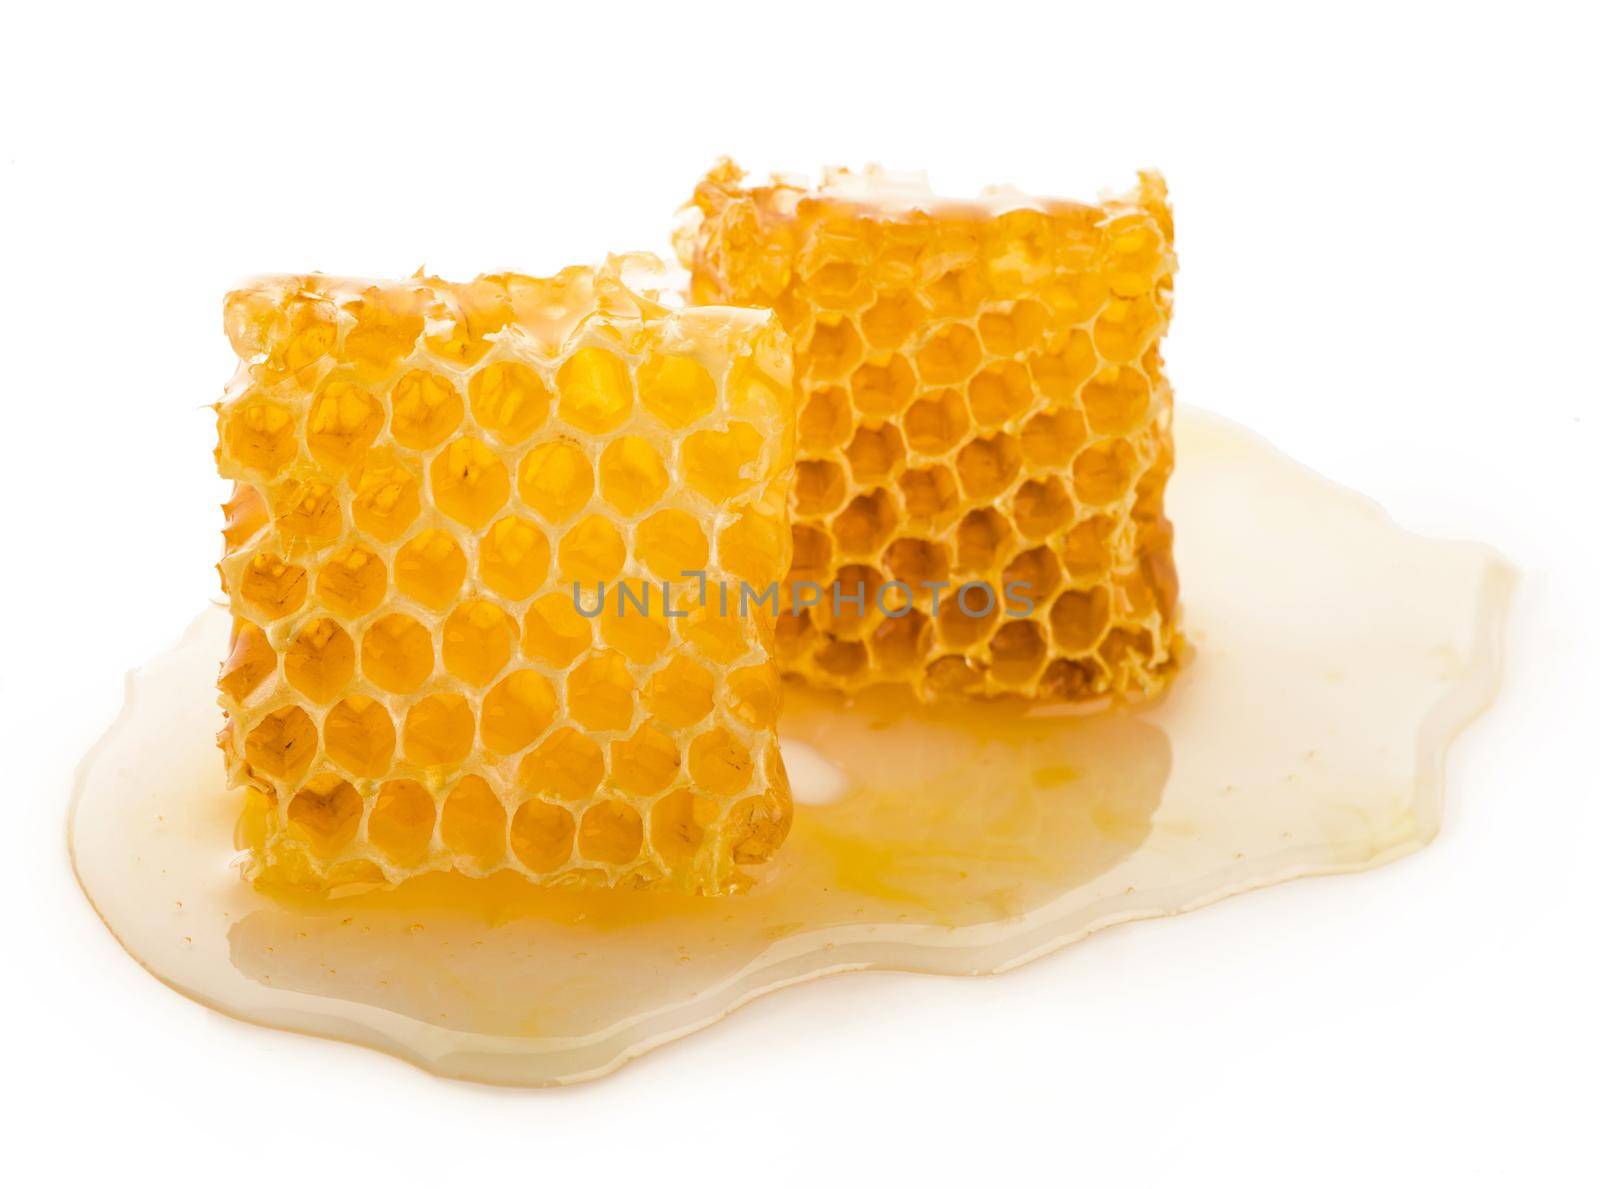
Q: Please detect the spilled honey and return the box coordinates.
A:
[69,408,1512,1086]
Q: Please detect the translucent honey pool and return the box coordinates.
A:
[70,407,1512,1086]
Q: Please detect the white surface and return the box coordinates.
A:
[2,1,1594,1185]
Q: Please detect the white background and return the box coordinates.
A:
[3,2,1596,1184]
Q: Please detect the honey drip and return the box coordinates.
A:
[70,409,1511,1086]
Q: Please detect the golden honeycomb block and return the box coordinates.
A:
[216,258,796,894]
[677,161,1181,702]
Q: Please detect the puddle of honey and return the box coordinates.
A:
[69,408,1513,1086]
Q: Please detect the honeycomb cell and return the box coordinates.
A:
[903,388,969,456]
[728,785,790,864]
[789,524,833,585]
[598,436,668,517]
[423,277,511,367]
[687,728,753,797]
[727,664,781,730]
[1093,295,1163,363]
[219,621,276,702]
[611,723,681,797]
[683,422,763,501]
[368,780,435,865]
[225,285,335,379]
[925,653,981,697]
[1102,626,1155,670]
[646,655,715,728]
[1081,366,1152,435]
[244,706,316,781]
[936,585,1000,649]
[510,798,576,873]
[1062,515,1115,580]
[558,514,626,584]
[799,384,853,450]
[322,696,397,777]
[805,260,869,308]
[238,553,307,620]
[521,592,592,667]
[988,209,1054,293]
[859,290,924,348]
[306,374,384,470]
[955,433,1022,501]
[283,619,355,704]
[794,460,848,517]
[719,506,788,588]
[650,788,708,867]
[468,361,549,443]
[442,600,517,686]
[1039,657,1098,701]
[813,563,881,638]
[924,268,982,318]
[394,529,467,611]
[956,508,1013,574]
[440,775,506,867]
[557,346,633,434]
[1020,407,1089,469]
[477,516,549,601]
[220,260,797,892]
[1002,545,1063,609]
[222,484,269,552]
[1105,215,1166,296]
[403,694,475,767]
[598,583,672,663]
[287,776,362,858]
[1072,439,1138,506]
[638,353,716,428]
[978,300,1047,355]
[1044,270,1109,326]
[870,609,931,672]
[805,317,863,380]
[518,728,604,801]
[271,478,341,551]
[915,323,982,385]
[565,650,635,732]
[389,369,464,451]
[989,619,1048,686]
[897,464,961,525]
[883,536,950,588]
[1029,330,1097,401]
[579,800,643,865]
[726,343,788,427]
[517,439,594,524]
[343,285,425,375]
[634,509,709,580]
[967,362,1033,426]
[831,488,897,556]
[682,595,752,665]
[222,398,298,477]
[1012,476,1073,540]
[480,669,558,755]
[430,436,510,529]
[349,450,421,542]
[361,613,433,694]
[315,545,387,618]
[844,423,905,484]
[1050,586,1112,653]
[850,354,916,417]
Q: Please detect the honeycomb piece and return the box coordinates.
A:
[677,161,1181,702]
[217,257,796,895]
